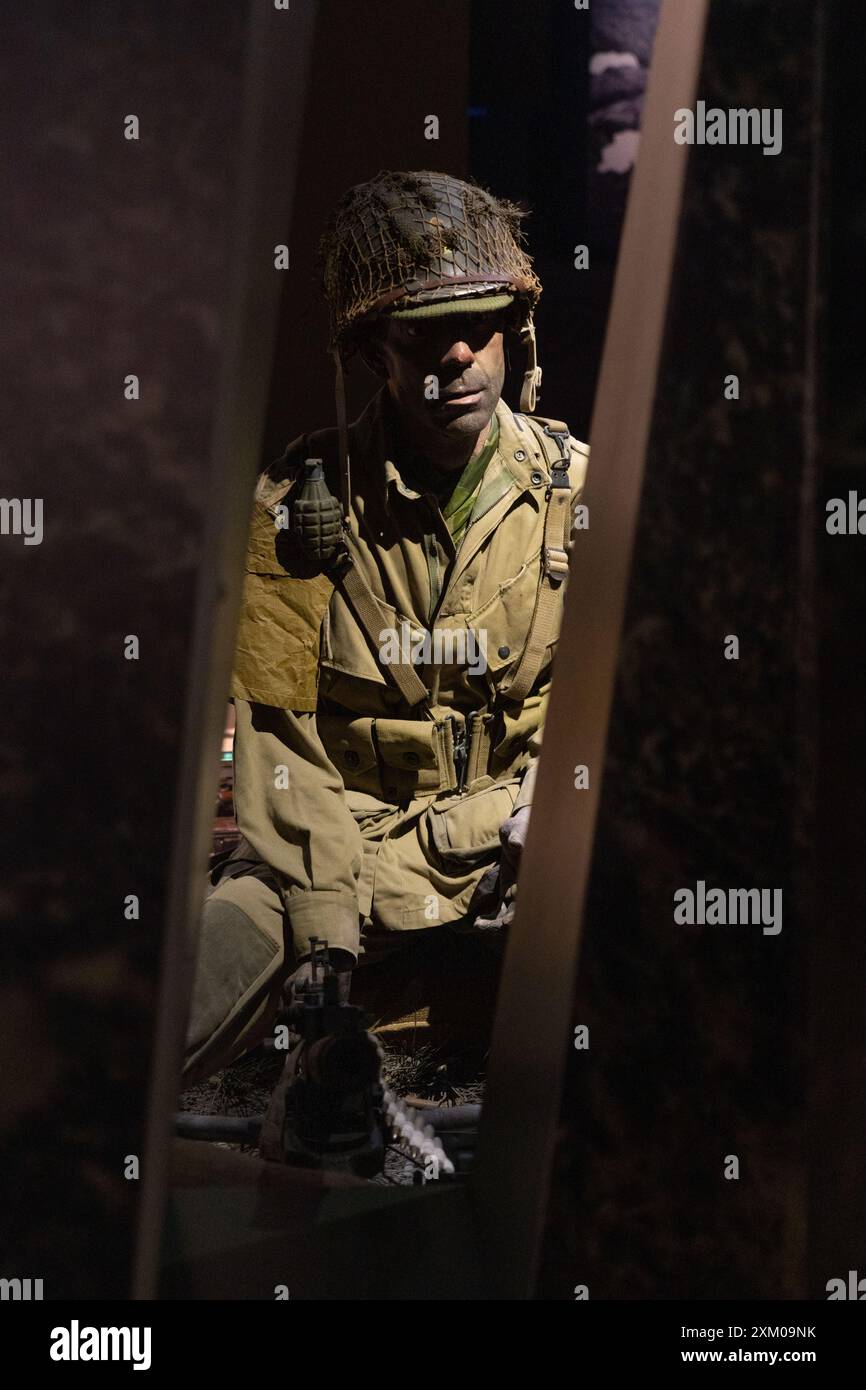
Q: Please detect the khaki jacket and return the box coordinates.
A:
[229,385,588,959]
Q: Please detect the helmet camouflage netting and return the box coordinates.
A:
[318,169,543,355]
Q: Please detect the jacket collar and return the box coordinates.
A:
[349,383,550,509]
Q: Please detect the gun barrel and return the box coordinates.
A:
[174,1112,262,1143]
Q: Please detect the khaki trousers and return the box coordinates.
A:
[183,855,292,1087]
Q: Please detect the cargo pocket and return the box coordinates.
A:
[461,546,562,700]
[462,552,541,679]
[318,715,444,799]
[488,688,547,779]
[425,779,519,874]
[318,715,381,794]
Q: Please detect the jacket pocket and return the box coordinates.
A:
[424,779,518,873]
[460,545,561,684]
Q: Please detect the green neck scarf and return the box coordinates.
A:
[440,413,500,542]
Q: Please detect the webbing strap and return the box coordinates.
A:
[332,347,352,518]
[500,418,573,704]
[519,312,543,413]
[466,712,494,785]
[336,558,431,709]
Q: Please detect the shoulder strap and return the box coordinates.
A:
[333,555,431,710]
[500,416,574,705]
[522,414,570,472]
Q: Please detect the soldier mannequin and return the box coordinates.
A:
[183,171,589,1087]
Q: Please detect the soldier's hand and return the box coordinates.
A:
[283,949,355,1007]
[499,804,532,872]
[470,805,532,930]
[473,882,517,931]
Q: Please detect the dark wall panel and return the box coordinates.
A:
[0,0,473,1301]
[0,0,248,1297]
[540,0,820,1298]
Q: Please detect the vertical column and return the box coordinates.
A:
[540,0,821,1299]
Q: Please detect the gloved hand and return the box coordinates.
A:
[470,804,532,930]
[283,948,355,1007]
[261,949,356,1164]
[500,802,532,869]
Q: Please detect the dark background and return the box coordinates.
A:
[1,0,863,1300]
[540,0,866,1298]
[263,0,658,459]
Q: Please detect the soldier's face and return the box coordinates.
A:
[373,310,507,448]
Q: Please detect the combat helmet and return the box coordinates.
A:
[318,170,544,512]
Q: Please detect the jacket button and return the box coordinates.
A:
[498,645,511,659]
[343,749,360,768]
[403,751,420,767]
[530,470,544,485]
[514,449,527,462]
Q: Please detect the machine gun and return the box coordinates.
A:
[176,938,469,1180]
[262,937,386,1176]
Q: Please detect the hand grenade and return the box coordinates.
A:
[289,460,345,569]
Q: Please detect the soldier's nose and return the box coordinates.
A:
[442,339,475,367]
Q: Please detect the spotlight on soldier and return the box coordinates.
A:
[182,170,590,1171]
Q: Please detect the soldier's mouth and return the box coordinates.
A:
[437,388,485,409]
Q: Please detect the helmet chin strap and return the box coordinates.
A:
[332,346,352,518]
[519,312,542,413]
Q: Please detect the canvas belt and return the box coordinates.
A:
[319,709,505,801]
